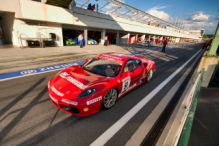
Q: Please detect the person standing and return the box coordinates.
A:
[161,37,167,53]
[104,35,108,46]
[78,33,83,48]
[87,3,91,10]
[91,4,95,11]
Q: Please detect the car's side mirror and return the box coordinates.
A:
[85,59,88,63]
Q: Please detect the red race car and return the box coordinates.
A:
[48,53,155,116]
[202,38,213,50]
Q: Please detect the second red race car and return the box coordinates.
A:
[48,53,155,116]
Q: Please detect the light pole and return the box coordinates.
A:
[96,0,99,12]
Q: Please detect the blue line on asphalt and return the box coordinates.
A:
[0,43,196,81]
[0,61,85,81]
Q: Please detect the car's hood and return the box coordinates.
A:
[52,65,107,98]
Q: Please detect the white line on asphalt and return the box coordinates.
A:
[90,50,201,146]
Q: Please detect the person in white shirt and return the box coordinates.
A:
[78,34,83,48]
[104,35,108,46]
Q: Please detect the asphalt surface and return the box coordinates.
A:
[0,42,188,74]
[0,44,202,146]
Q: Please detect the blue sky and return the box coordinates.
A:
[75,0,219,34]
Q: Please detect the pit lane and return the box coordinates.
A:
[0,44,202,146]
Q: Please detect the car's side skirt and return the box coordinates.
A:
[118,76,146,98]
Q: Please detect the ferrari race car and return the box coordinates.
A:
[48,53,155,116]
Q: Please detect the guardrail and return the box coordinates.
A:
[176,68,204,146]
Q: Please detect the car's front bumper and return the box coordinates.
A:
[49,93,101,117]
[48,79,102,117]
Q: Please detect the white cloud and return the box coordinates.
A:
[184,21,216,34]
[146,5,172,21]
[147,9,170,21]
[183,11,217,34]
[147,5,172,12]
[105,3,117,10]
[146,8,216,34]
[190,12,209,21]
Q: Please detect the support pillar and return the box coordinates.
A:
[116,31,119,45]
[127,33,130,44]
[148,35,151,41]
[141,35,145,41]
[160,36,163,42]
[84,28,87,46]
[175,37,180,42]
[152,35,155,41]
[101,29,106,45]
[135,34,138,43]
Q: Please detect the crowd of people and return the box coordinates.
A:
[87,3,95,11]
[147,22,168,30]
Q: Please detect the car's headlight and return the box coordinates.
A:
[77,88,97,98]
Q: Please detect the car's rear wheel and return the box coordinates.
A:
[146,69,153,82]
[102,88,118,109]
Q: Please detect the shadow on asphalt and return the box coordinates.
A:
[0,78,47,141]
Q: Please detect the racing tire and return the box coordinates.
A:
[102,88,118,109]
[146,69,153,82]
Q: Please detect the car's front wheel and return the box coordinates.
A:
[146,69,153,82]
[102,88,118,109]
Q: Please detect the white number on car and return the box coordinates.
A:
[122,76,131,93]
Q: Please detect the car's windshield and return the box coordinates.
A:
[82,58,121,77]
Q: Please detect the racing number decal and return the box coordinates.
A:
[122,76,131,93]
